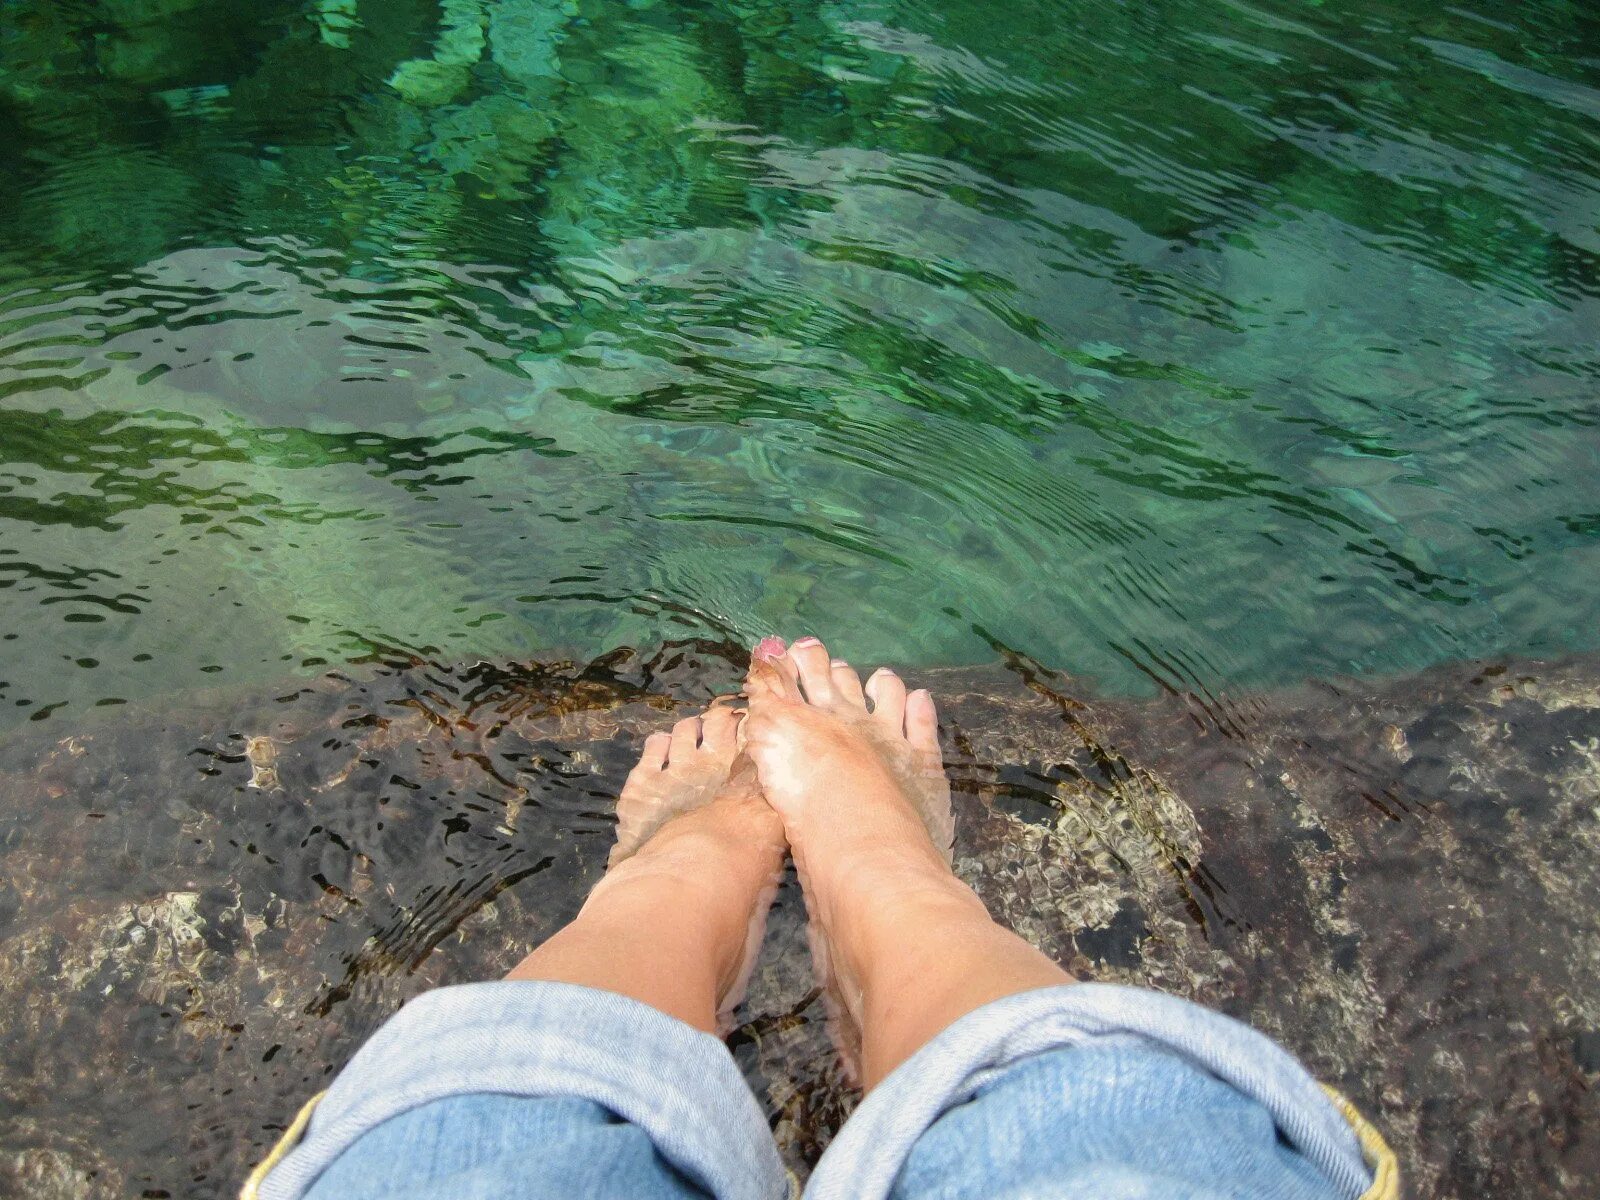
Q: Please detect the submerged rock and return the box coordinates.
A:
[0,645,1594,1198]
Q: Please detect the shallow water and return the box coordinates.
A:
[0,0,1596,728]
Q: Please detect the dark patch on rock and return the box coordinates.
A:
[1574,1030,1600,1075]
[1074,898,1150,968]
[1330,932,1361,974]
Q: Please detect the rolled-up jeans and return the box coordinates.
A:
[245,981,1397,1200]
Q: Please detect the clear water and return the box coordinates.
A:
[0,0,1596,726]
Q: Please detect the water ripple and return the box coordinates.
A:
[0,0,1595,726]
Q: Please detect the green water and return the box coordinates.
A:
[0,0,1595,726]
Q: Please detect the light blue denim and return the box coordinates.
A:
[255,981,1375,1200]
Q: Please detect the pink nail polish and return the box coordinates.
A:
[793,636,822,648]
[754,636,786,661]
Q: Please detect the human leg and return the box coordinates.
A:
[507,705,786,1034]
[742,637,1385,1200]
[247,705,791,1200]
[741,635,1070,1088]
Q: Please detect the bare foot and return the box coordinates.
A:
[610,702,754,866]
[573,705,786,1026]
[742,635,958,1078]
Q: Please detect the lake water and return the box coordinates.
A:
[0,0,1596,720]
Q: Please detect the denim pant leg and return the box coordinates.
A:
[303,1094,710,1200]
[887,1039,1349,1200]
[248,981,790,1200]
[804,984,1390,1200]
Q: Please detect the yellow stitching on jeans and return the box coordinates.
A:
[1321,1084,1400,1200]
[239,1091,325,1200]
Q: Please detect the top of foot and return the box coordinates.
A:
[610,702,757,866]
[742,635,954,862]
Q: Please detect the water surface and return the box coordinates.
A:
[0,0,1596,723]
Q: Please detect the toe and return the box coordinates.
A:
[699,704,742,753]
[623,731,672,787]
[905,688,939,750]
[830,659,866,709]
[789,637,837,704]
[746,641,802,704]
[865,668,907,734]
[668,715,701,764]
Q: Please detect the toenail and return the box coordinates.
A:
[831,659,848,668]
[754,635,786,660]
[794,636,821,648]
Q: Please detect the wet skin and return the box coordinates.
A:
[505,704,786,1035]
[508,635,1072,1087]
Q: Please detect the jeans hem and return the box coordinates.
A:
[804,982,1381,1200]
[247,981,788,1200]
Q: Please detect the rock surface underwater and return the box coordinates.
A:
[0,644,1595,1198]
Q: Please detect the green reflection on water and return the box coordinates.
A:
[0,0,1596,725]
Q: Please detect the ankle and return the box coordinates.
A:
[613,788,782,871]
[793,807,955,906]
[806,853,982,984]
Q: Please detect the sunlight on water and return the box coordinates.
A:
[0,0,1596,728]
